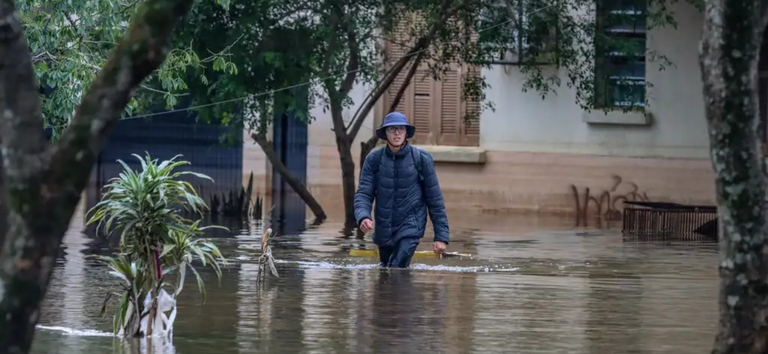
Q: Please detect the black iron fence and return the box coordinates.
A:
[621,201,718,241]
[86,112,244,216]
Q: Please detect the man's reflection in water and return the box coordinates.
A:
[370,270,446,353]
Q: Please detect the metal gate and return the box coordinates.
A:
[86,109,243,213]
[270,91,309,236]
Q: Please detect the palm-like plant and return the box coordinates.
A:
[88,153,228,338]
[161,220,226,303]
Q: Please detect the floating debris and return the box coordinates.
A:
[256,228,279,287]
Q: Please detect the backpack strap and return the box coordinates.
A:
[410,146,425,183]
[374,147,384,175]
[368,147,384,185]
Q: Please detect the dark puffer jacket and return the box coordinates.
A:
[354,143,449,247]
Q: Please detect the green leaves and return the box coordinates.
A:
[18,0,700,139]
[87,253,149,335]
[88,153,228,335]
[162,221,228,303]
[17,0,239,138]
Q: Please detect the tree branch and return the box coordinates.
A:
[320,7,341,101]
[388,51,425,113]
[31,51,55,63]
[118,0,141,15]
[356,47,428,182]
[50,0,196,183]
[346,35,433,140]
[251,132,327,223]
[346,0,463,140]
[0,0,197,351]
[337,12,359,96]
[344,53,411,131]
[322,2,363,138]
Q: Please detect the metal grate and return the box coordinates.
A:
[621,201,718,241]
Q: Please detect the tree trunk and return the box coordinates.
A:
[328,104,357,229]
[337,134,357,229]
[0,0,196,352]
[146,299,157,337]
[0,158,6,254]
[251,132,327,224]
[321,12,360,229]
[700,1,768,353]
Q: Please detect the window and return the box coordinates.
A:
[478,0,558,66]
[382,16,480,147]
[596,0,646,109]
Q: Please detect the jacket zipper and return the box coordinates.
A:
[392,152,397,215]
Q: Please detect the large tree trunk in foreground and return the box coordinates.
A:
[700,1,768,353]
[0,0,196,352]
[0,163,6,254]
[251,132,327,224]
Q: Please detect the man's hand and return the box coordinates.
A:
[360,218,374,233]
[433,241,447,254]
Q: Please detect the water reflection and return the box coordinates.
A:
[235,219,264,354]
[587,272,642,354]
[31,212,719,354]
[370,271,454,353]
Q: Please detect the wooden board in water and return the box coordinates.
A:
[348,249,472,259]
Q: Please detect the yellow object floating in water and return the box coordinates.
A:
[348,249,472,259]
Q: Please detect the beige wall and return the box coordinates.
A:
[244,138,716,223]
[242,2,717,222]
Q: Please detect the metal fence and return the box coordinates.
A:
[621,201,718,241]
[270,110,308,236]
[86,111,243,214]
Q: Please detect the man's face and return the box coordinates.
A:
[385,125,406,146]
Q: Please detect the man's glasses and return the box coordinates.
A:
[386,126,406,134]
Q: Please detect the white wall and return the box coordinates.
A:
[480,2,708,159]
[306,82,377,147]
[306,82,377,182]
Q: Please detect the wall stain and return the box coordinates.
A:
[571,175,649,228]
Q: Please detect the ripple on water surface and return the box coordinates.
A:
[33,214,718,354]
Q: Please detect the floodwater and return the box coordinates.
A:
[31,208,719,354]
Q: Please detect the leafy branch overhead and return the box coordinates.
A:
[16,0,239,140]
[18,0,708,140]
[174,0,705,136]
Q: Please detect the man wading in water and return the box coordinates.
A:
[354,112,450,268]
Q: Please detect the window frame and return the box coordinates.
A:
[475,0,559,66]
[595,0,647,110]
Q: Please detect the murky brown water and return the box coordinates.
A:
[30,208,719,354]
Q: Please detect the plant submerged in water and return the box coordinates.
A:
[87,153,228,339]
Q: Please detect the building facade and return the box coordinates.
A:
[244,1,723,223]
